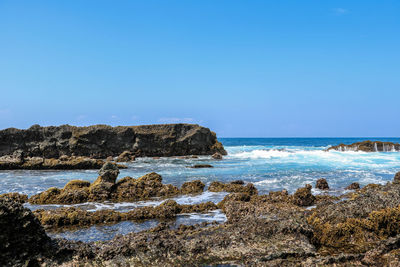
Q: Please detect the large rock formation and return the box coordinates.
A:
[0,124,227,159]
[0,197,52,266]
[328,140,400,152]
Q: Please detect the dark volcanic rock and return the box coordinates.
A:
[0,197,51,266]
[0,155,110,170]
[293,184,316,207]
[328,140,400,152]
[211,152,223,159]
[190,164,214,168]
[0,124,227,159]
[316,178,329,190]
[345,182,360,190]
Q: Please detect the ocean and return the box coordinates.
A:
[2,137,400,242]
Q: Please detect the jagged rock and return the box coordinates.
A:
[328,140,400,152]
[97,162,120,183]
[0,197,51,266]
[208,181,258,195]
[0,124,227,160]
[190,164,214,168]
[316,178,329,190]
[212,152,223,159]
[180,180,205,194]
[293,184,315,207]
[345,182,360,190]
[393,172,400,184]
[0,192,28,203]
[116,151,135,162]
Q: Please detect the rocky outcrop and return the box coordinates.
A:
[292,184,316,206]
[0,124,227,160]
[328,140,400,152]
[0,155,110,170]
[34,200,218,230]
[345,182,360,190]
[316,178,329,190]
[0,197,52,266]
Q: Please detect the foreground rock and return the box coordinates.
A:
[0,124,227,160]
[328,140,400,152]
[7,174,400,265]
[29,163,206,204]
[35,200,217,230]
[0,197,52,266]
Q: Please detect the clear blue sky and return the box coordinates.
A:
[1,1,399,137]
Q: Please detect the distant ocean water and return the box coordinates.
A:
[2,137,400,242]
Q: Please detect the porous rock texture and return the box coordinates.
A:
[28,163,207,205]
[0,123,226,159]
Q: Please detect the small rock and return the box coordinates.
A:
[190,164,213,168]
[230,180,244,185]
[116,151,135,162]
[345,182,360,190]
[212,152,223,160]
[180,180,205,194]
[393,172,400,184]
[97,162,120,184]
[106,156,113,162]
[293,184,315,207]
[316,178,329,190]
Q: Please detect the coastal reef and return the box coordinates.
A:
[29,162,205,204]
[34,200,218,230]
[328,140,400,152]
[0,124,227,161]
[5,173,400,265]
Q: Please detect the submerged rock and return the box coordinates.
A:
[211,152,223,159]
[34,200,218,230]
[316,178,329,190]
[190,164,213,168]
[328,140,400,152]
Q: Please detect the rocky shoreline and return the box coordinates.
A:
[3,161,400,266]
[328,140,400,152]
[0,124,226,170]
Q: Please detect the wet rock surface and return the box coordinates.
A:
[316,178,329,190]
[0,124,227,160]
[34,200,218,230]
[328,140,400,152]
[6,173,400,265]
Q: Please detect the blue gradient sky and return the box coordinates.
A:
[1,1,399,137]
